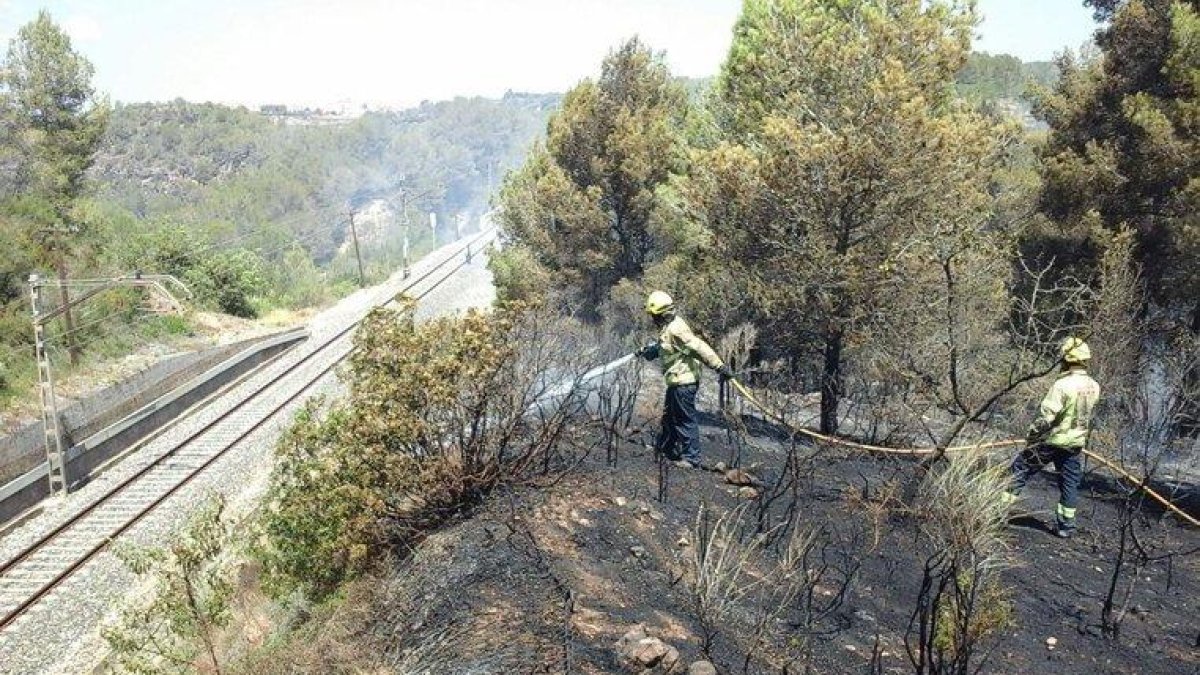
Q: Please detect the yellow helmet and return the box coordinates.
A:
[1061,337,1091,363]
[645,290,674,316]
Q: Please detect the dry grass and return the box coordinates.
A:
[688,502,774,655]
[916,450,1013,571]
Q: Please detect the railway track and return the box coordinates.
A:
[0,231,494,633]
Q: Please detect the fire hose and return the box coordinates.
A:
[723,377,1200,528]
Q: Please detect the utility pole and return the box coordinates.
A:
[347,210,366,287]
[401,192,411,279]
[29,273,189,496]
[29,275,66,495]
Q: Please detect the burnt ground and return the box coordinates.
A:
[291,399,1200,675]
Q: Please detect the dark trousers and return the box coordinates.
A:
[1011,443,1083,526]
[656,384,700,464]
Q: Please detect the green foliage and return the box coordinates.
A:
[496,38,689,315]
[931,571,1015,664]
[255,302,570,599]
[1032,0,1199,326]
[103,496,234,675]
[1,9,109,213]
[93,95,558,268]
[703,0,1008,432]
[272,245,333,309]
[184,249,266,318]
[955,52,1057,102]
[0,10,109,366]
[487,245,552,305]
[112,225,266,318]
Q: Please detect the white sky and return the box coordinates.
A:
[0,0,1099,109]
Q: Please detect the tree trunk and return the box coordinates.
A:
[55,258,80,366]
[820,331,842,434]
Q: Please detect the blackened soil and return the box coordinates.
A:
[366,410,1199,674]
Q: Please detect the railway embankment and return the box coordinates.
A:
[0,327,308,528]
[0,233,494,674]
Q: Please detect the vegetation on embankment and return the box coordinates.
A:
[491,0,1199,446]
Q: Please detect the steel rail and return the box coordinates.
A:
[0,230,493,631]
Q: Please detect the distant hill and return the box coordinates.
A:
[90,92,561,262]
[956,52,1058,102]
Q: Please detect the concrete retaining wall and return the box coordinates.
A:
[0,334,294,484]
[0,328,307,526]
[2,350,210,484]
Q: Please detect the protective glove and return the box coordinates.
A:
[717,364,735,382]
[1025,419,1050,446]
[637,341,660,361]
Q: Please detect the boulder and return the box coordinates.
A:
[615,625,682,673]
[737,486,759,500]
[724,468,758,486]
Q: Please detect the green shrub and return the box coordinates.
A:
[183,248,266,318]
[103,496,234,674]
[487,244,552,305]
[255,302,586,599]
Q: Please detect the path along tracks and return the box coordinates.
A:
[0,231,494,632]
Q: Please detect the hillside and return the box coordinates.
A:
[89,93,561,263]
[0,92,558,412]
[226,375,1198,674]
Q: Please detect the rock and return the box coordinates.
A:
[713,461,728,473]
[662,648,682,672]
[615,496,628,507]
[614,625,681,673]
[737,486,759,499]
[631,639,671,665]
[617,624,648,645]
[577,517,593,527]
[724,468,757,486]
[615,624,647,659]
[853,609,877,623]
[688,661,717,675]
[676,536,691,548]
[630,545,647,558]
[1045,636,1057,650]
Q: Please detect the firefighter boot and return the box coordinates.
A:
[1054,503,1077,539]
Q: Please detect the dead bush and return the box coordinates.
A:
[686,502,858,672]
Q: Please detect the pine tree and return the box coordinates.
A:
[705,0,1004,433]
[1033,0,1198,329]
[494,37,688,315]
[1,10,109,363]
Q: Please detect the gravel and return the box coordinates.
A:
[0,234,496,675]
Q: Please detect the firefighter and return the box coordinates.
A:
[637,291,733,469]
[1004,337,1101,538]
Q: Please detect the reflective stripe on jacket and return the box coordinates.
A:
[658,316,723,387]
[1030,368,1101,448]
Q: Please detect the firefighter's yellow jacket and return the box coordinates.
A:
[657,316,724,387]
[1029,367,1101,448]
